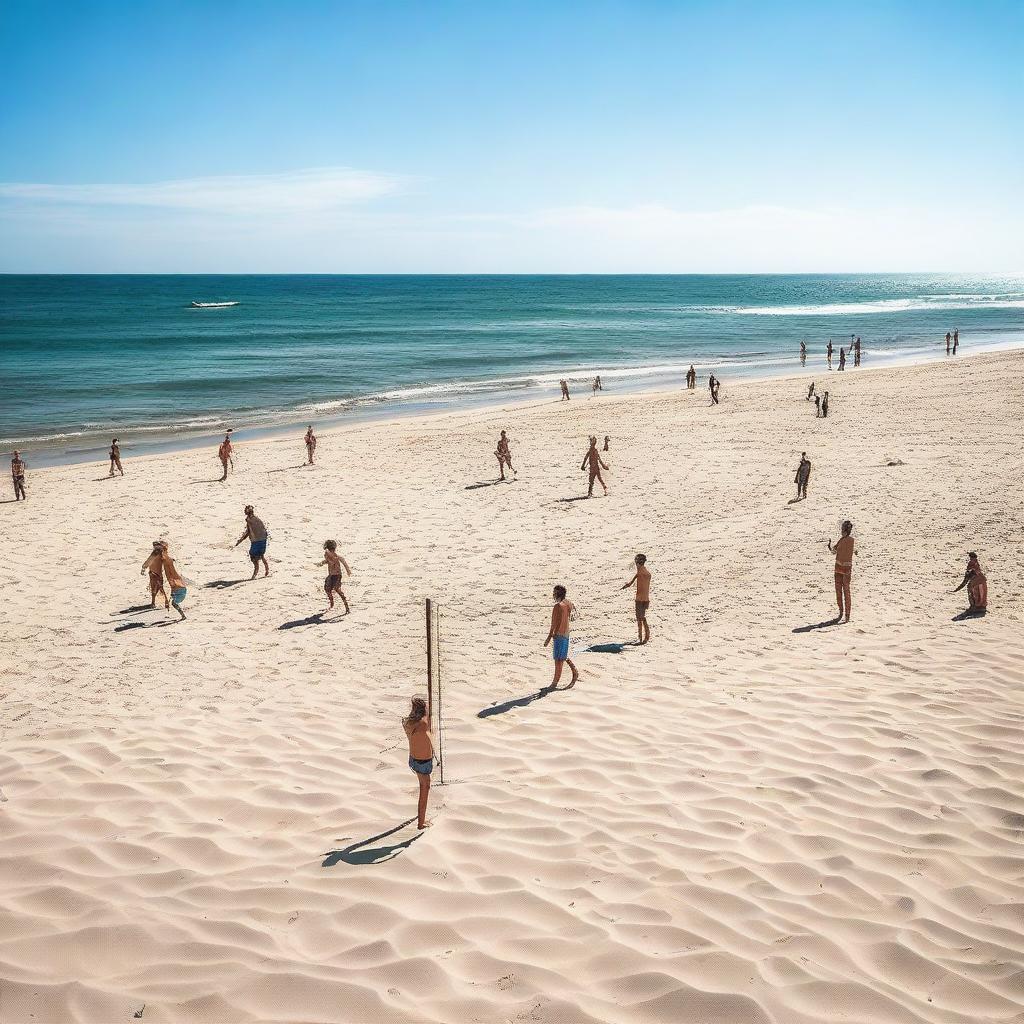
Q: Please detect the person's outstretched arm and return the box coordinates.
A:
[952,570,973,593]
[621,573,637,591]
[234,527,250,546]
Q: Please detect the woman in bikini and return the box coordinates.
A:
[141,541,169,609]
[403,694,436,830]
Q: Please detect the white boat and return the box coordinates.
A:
[190,300,240,308]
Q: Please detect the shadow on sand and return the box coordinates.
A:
[117,604,158,615]
[478,686,555,718]
[278,611,347,630]
[586,642,631,654]
[322,819,420,866]
[267,464,311,474]
[555,495,595,504]
[115,619,177,632]
[792,617,844,633]
[465,479,509,490]
[205,579,248,589]
[952,608,987,622]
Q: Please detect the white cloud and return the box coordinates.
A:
[0,167,405,213]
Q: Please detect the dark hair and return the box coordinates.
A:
[553,584,567,600]
[404,695,427,727]
[968,551,977,559]
[324,539,337,551]
[841,520,853,535]
[635,553,647,564]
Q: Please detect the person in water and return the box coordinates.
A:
[403,694,436,829]
[795,452,811,500]
[854,336,862,366]
[827,520,856,622]
[952,551,988,615]
[109,438,124,477]
[11,450,26,501]
[319,539,351,612]
[495,430,515,480]
[234,505,270,579]
[141,541,169,609]
[580,435,609,496]
[304,425,317,465]
[545,584,578,688]
[621,553,652,645]
[827,340,833,369]
[800,341,807,365]
[946,331,952,355]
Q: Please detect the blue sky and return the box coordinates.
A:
[1,0,1021,271]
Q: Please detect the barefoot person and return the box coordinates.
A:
[821,391,830,418]
[234,505,270,579]
[560,379,570,401]
[807,380,816,401]
[495,430,515,480]
[838,347,847,371]
[795,452,811,500]
[545,584,579,688]
[686,365,696,389]
[580,435,609,496]
[160,542,188,621]
[141,541,169,609]
[108,438,124,477]
[603,435,610,452]
[621,553,652,644]
[827,520,856,622]
[304,425,317,465]
[319,539,351,612]
[953,551,988,615]
[218,430,234,481]
[11,450,26,501]
[403,694,436,830]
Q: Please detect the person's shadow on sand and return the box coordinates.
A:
[478,687,555,718]
[204,579,248,589]
[114,619,177,632]
[792,617,844,633]
[322,819,421,866]
[952,608,987,622]
[279,611,347,630]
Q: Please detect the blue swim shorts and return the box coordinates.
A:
[171,586,187,604]
[409,755,434,775]
[552,635,570,661]
[249,539,267,558]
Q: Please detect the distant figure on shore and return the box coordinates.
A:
[814,393,822,417]
[952,551,988,615]
[827,520,856,622]
[621,553,652,645]
[218,430,234,481]
[11,450,26,501]
[800,340,807,365]
[838,347,847,371]
[160,542,188,621]
[495,429,515,480]
[821,392,830,418]
[592,375,603,393]
[304,425,317,465]
[319,539,351,612]
[603,435,610,452]
[580,435,609,496]
[109,438,124,477]
[854,336,862,366]
[235,504,270,579]
[709,374,720,405]
[141,541,169,609]
[952,330,959,355]
[403,694,435,830]
[560,379,570,401]
[686,365,696,389]
[795,452,811,500]
[807,381,816,401]
[827,340,834,369]
[945,331,952,355]
[545,584,578,688]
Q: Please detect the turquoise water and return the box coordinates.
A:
[2,274,1023,465]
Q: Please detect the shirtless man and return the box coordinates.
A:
[814,393,822,418]
[838,347,846,371]
[581,435,609,496]
[821,391,830,418]
[495,430,515,480]
[945,331,952,355]
[800,340,807,365]
[218,430,234,481]
[160,542,188,621]
[141,541,169,609]
[11,450,26,501]
[318,539,351,612]
[827,520,856,622]
[952,330,959,355]
[826,340,833,369]
[854,336,862,366]
[545,584,578,688]
[795,452,811,500]
[560,379,570,401]
[304,425,317,465]
[234,504,270,579]
[109,438,124,477]
[621,553,652,644]
[403,693,436,829]
[807,380,816,401]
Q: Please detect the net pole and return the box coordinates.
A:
[437,603,445,786]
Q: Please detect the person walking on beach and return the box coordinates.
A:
[838,347,847,371]
[946,331,952,355]
[234,504,270,579]
[827,340,834,369]
[108,438,124,477]
[10,450,26,501]
[952,551,988,615]
[800,340,807,365]
[795,452,811,500]
[854,336,862,366]
[218,430,234,481]
[621,553,652,645]
[495,430,515,480]
[141,541,169,609]
[581,435,609,496]
[708,374,720,405]
[807,381,816,401]
[304,425,317,465]
[603,435,611,452]
[821,391,830,418]
[160,542,188,621]
[560,379,570,401]
[827,520,856,622]
[545,584,579,688]
[319,539,351,612]
[403,694,436,829]
[814,393,822,418]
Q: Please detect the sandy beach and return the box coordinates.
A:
[2,350,1023,1024]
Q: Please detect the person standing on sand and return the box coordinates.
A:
[218,430,234,481]
[814,393,822,417]
[621,553,652,645]
[838,347,846,371]
[403,694,436,829]
[686,365,696,389]
[495,430,515,480]
[821,392,830,418]
[827,520,856,622]
[109,438,124,477]
[545,584,579,688]
[318,539,351,612]
[11,450,26,501]
[807,381,816,401]
[855,336,862,366]
[603,435,610,452]
[581,435,609,496]
[827,340,833,369]
[141,541,169,609]
[234,504,270,579]
[795,452,811,500]
[952,551,988,615]
[160,542,188,621]
[560,379,570,401]
[800,340,807,365]
[304,425,317,465]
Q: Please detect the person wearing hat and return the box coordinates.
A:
[11,450,26,500]
[234,504,270,579]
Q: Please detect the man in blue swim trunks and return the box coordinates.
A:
[544,585,579,689]
[234,505,270,579]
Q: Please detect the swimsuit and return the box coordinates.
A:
[249,539,267,558]
[552,635,570,661]
[171,586,187,604]
[409,756,434,775]
[324,573,341,591]
[635,600,649,620]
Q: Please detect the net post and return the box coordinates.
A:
[437,603,445,786]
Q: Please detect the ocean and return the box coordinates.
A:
[2,274,1023,466]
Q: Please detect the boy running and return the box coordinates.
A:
[580,435,609,496]
[319,540,351,612]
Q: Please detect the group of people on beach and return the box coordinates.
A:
[806,381,830,418]
[799,336,862,370]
